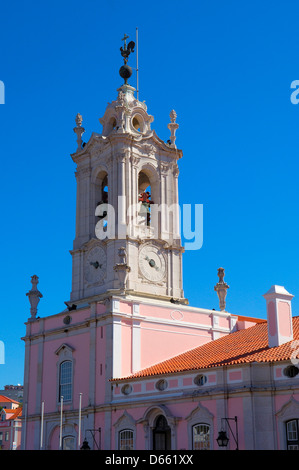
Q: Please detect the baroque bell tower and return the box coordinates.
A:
[69,35,186,304]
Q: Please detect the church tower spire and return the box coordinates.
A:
[69,35,186,304]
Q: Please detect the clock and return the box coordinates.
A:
[138,244,166,282]
[84,245,107,283]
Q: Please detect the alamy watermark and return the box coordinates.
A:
[290,80,299,104]
[290,340,299,365]
[0,81,4,104]
[95,198,203,251]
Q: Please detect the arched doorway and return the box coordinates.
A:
[153,415,171,450]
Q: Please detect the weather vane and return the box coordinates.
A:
[119,34,135,84]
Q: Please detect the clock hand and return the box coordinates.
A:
[145,257,160,271]
[90,261,102,269]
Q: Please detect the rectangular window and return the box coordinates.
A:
[286,420,299,449]
[59,361,73,401]
[287,420,298,441]
[193,424,210,450]
[119,430,134,450]
[5,432,9,441]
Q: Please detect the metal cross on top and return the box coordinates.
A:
[122,33,129,44]
[120,33,135,64]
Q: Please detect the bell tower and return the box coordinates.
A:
[69,35,186,304]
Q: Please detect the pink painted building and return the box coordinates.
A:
[21,40,299,451]
[0,395,22,450]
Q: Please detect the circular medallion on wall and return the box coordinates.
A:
[84,245,107,283]
[138,244,166,282]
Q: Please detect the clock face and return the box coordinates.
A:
[139,244,166,282]
[84,245,107,283]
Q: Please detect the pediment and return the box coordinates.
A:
[276,396,299,419]
[55,343,75,356]
[82,238,103,252]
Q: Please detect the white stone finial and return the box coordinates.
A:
[26,275,43,320]
[169,109,177,123]
[75,113,83,127]
[167,109,179,148]
[73,113,85,151]
[214,267,229,311]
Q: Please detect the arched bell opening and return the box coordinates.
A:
[138,169,158,227]
[101,114,118,136]
[94,171,109,236]
[132,114,144,133]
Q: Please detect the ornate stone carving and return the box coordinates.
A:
[73,113,85,151]
[167,109,179,148]
[114,247,131,294]
[173,164,179,177]
[130,155,140,168]
[214,267,229,311]
[26,275,43,320]
[160,162,169,174]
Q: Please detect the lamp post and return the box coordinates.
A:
[216,416,239,450]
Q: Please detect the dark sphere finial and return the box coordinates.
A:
[119,34,135,84]
[119,64,132,84]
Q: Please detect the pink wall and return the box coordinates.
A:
[139,303,214,327]
[278,301,291,337]
[140,320,212,370]
[96,324,106,404]
[121,320,133,378]
[40,333,91,411]
[227,397,244,450]
[27,344,38,415]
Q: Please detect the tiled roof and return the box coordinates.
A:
[115,317,299,381]
[0,395,20,404]
[1,407,22,420]
[8,408,22,420]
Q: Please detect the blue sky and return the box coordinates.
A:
[0,0,299,388]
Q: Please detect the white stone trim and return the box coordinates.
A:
[112,317,122,379]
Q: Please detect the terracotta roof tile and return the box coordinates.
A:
[1,407,22,420]
[115,317,299,381]
[0,395,20,404]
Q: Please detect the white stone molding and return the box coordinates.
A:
[186,403,215,450]
[113,411,136,450]
[138,404,181,451]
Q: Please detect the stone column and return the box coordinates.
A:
[173,164,180,241]
[118,154,127,240]
[130,155,140,237]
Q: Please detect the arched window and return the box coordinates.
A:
[62,435,75,450]
[286,419,299,449]
[192,424,210,450]
[59,361,72,402]
[119,429,134,450]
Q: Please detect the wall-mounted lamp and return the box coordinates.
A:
[216,416,239,450]
[80,428,101,450]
